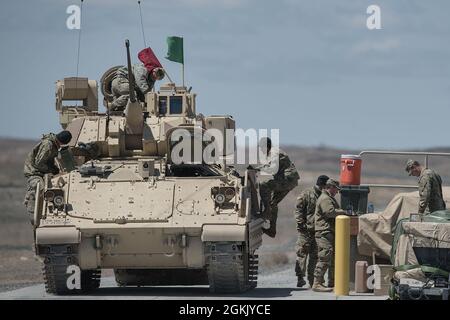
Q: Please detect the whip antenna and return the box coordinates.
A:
[137,1,175,85]
[138,1,147,47]
[75,0,84,107]
[76,0,84,81]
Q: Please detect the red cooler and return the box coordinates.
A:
[340,155,362,186]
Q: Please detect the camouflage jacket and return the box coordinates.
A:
[24,133,59,177]
[295,185,321,232]
[314,189,346,233]
[260,148,300,183]
[115,63,155,96]
[418,168,446,214]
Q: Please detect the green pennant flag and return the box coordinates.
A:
[166,36,184,64]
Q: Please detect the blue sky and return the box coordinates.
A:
[1,0,449,149]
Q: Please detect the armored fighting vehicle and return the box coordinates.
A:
[32,40,264,294]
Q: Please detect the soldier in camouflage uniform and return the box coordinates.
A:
[312,178,347,292]
[405,159,446,214]
[23,131,72,224]
[258,137,300,238]
[294,175,329,288]
[111,47,165,110]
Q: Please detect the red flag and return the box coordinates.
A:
[138,47,163,73]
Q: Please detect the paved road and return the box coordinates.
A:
[0,267,387,300]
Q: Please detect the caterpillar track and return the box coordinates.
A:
[39,244,101,295]
[206,242,259,293]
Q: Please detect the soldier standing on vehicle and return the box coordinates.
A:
[405,159,446,214]
[294,175,329,288]
[23,131,72,224]
[258,137,300,238]
[312,178,347,292]
[111,47,165,110]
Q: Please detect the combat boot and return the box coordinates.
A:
[262,227,276,238]
[297,277,306,288]
[262,220,276,238]
[312,280,333,292]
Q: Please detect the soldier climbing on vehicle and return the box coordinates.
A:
[258,137,300,238]
[23,130,72,224]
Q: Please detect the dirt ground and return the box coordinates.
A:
[1,138,450,292]
[0,190,43,291]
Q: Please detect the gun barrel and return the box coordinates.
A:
[124,40,144,139]
[125,39,136,103]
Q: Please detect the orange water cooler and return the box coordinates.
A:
[339,154,369,290]
[340,155,362,186]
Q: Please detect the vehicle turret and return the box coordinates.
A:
[55,41,233,163]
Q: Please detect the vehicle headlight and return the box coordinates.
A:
[53,195,65,207]
[211,187,236,206]
[44,188,65,209]
[44,190,55,201]
[224,187,235,201]
[215,194,226,204]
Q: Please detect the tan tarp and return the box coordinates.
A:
[393,221,450,280]
[393,221,450,265]
[357,187,450,259]
[394,268,427,282]
[393,233,419,267]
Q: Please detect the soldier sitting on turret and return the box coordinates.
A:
[110,47,165,111]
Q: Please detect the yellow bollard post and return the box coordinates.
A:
[335,215,350,296]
